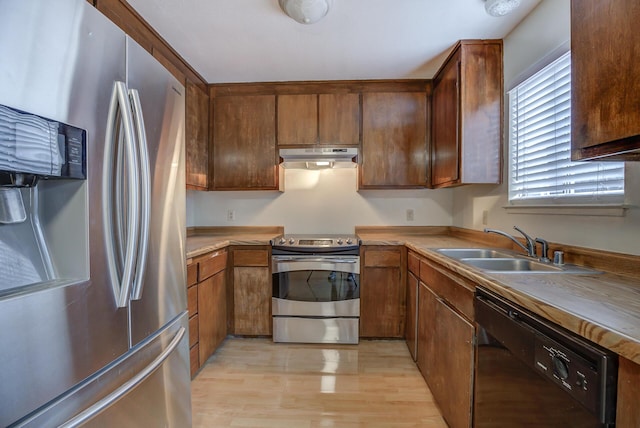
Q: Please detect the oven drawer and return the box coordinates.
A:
[273,317,359,344]
[272,297,359,317]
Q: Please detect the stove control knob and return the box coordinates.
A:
[288,238,296,245]
[279,238,286,245]
[346,238,353,245]
[337,239,343,245]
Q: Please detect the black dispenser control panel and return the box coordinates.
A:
[0,104,86,185]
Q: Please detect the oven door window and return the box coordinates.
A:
[273,269,359,302]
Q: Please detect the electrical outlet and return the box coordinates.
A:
[482,210,488,225]
[227,209,235,221]
[406,209,414,222]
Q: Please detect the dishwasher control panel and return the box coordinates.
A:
[534,333,599,413]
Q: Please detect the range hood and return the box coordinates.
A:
[279,147,358,169]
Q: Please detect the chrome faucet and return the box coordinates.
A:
[484,226,537,258]
[535,238,551,263]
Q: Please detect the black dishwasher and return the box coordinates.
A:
[474,287,618,427]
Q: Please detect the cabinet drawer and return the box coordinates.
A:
[364,249,401,267]
[408,251,420,275]
[187,262,198,287]
[189,314,199,348]
[420,259,474,321]
[234,249,269,267]
[187,285,198,316]
[189,343,199,378]
[199,251,227,281]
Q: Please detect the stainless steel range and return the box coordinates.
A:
[271,234,360,344]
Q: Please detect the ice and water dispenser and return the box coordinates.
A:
[0,104,88,296]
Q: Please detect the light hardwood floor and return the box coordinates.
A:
[191,338,447,427]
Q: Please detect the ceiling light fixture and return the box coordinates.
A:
[484,0,521,17]
[278,0,332,24]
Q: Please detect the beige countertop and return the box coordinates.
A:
[358,230,640,365]
[186,227,282,260]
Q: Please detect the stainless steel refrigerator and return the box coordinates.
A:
[0,0,191,426]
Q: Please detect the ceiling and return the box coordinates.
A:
[126,0,542,84]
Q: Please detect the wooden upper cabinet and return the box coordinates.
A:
[277,94,318,146]
[431,40,503,188]
[211,95,280,190]
[360,92,427,188]
[185,80,209,190]
[318,93,360,146]
[431,53,460,187]
[571,0,640,161]
[277,92,360,146]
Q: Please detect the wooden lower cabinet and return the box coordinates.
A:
[416,281,437,378]
[406,251,421,360]
[405,270,419,361]
[617,357,640,427]
[187,249,227,378]
[416,257,475,428]
[360,246,406,338]
[198,271,226,364]
[186,260,199,378]
[189,343,199,379]
[231,247,272,336]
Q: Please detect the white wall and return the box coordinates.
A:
[451,0,640,255]
[188,168,454,234]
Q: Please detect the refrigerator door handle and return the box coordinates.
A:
[103,81,141,308]
[58,326,186,428]
[128,88,151,301]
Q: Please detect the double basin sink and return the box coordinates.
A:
[434,248,601,275]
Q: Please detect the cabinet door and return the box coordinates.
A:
[617,357,640,427]
[419,282,474,428]
[431,51,460,188]
[232,247,271,336]
[185,80,209,189]
[360,247,405,338]
[431,297,474,428]
[571,0,640,160]
[233,266,271,335]
[318,93,360,145]
[431,41,502,187]
[416,282,437,382]
[361,92,427,188]
[405,271,419,361]
[198,270,226,364]
[277,94,318,146]
[212,95,278,190]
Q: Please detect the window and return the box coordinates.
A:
[509,52,625,204]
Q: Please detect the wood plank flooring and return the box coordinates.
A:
[191,338,447,427]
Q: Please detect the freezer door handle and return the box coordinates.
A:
[128,88,151,301]
[103,81,141,308]
[58,326,186,428]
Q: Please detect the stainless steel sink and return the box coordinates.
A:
[435,248,517,259]
[434,248,602,274]
[461,258,601,274]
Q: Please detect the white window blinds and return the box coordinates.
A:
[509,52,625,204]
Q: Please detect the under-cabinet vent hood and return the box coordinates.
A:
[279,147,358,169]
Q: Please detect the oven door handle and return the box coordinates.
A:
[273,257,358,264]
[272,257,360,274]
